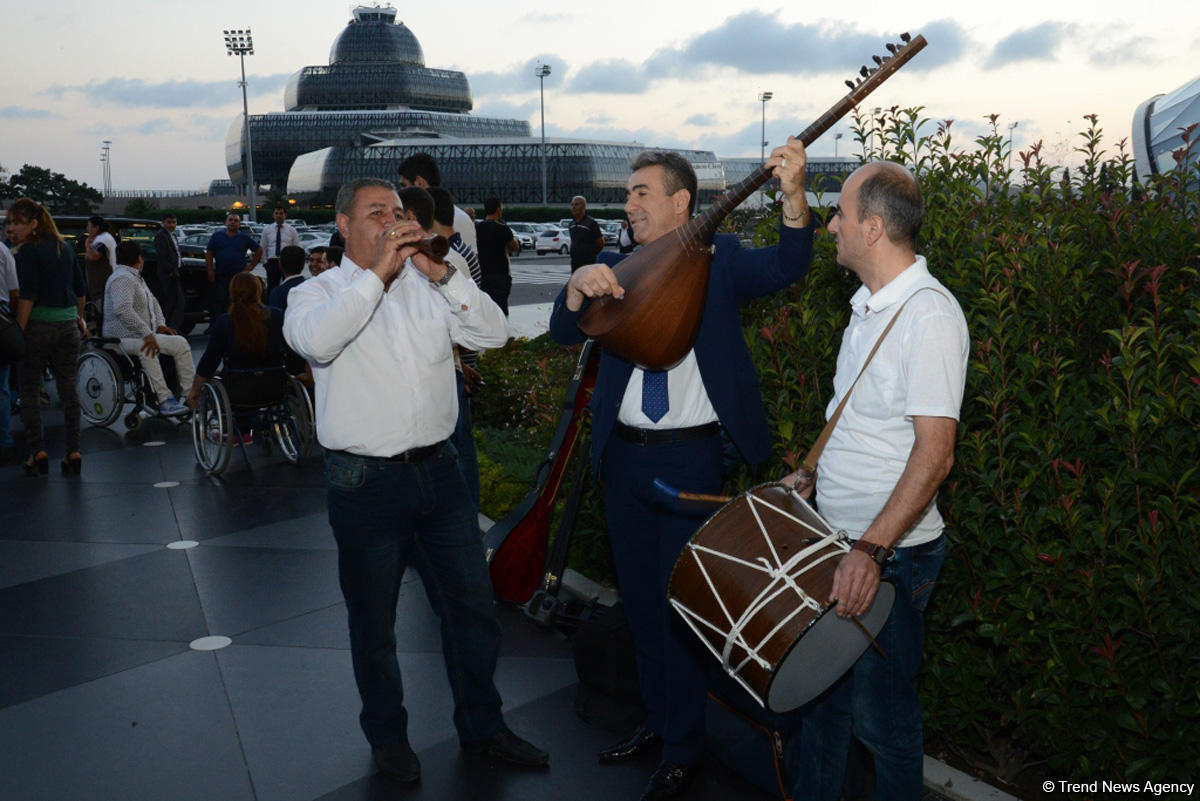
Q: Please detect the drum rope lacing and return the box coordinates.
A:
[669,491,852,703]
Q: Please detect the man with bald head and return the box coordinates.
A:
[783,162,968,801]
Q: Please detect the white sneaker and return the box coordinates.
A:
[160,398,190,418]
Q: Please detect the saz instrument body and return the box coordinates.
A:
[578,33,927,369]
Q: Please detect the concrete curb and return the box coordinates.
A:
[924,756,1025,801]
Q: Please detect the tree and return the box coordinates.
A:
[124,197,158,217]
[0,164,102,214]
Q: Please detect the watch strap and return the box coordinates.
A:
[431,263,457,286]
[851,539,893,565]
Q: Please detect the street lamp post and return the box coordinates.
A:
[1007,121,1019,171]
[224,28,257,223]
[536,64,551,207]
[100,140,112,197]
[834,132,843,159]
[758,91,773,164]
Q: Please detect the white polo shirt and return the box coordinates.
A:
[282,250,508,457]
[816,256,968,547]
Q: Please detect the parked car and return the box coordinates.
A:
[178,231,212,257]
[598,221,621,247]
[535,228,570,255]
[53,215,208,334]
[506,222,540,249]
[296,230,330,253]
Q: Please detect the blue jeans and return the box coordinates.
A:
[325,444,504,747]
[793,534,947,801]
[451,371,480,513]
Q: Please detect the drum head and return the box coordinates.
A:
[765,580,896,712]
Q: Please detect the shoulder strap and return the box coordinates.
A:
[800,287,940,471]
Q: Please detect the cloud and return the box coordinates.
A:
[565,59,643,94]
[685,113,717,127]
[644,13,966,78]
[39,73,293,108]
[515,11,576,24]
[0,106,58,119]
[470,99,538,123]
[985,22,1074,69]
[1087,34,1158,67]
[466,55,566,99]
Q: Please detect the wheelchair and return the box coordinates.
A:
[190,366,315,476]
[75,302,184,431]
[76,337,179,431]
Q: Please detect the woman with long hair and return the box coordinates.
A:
[5,198,88,475]
[188,273,286,443]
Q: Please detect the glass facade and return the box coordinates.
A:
[286,138,727,207]
[722,156,858,195]
[228,5,526,192]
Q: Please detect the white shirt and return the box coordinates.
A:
[816,256,969,547]
[453,206,477,252]
[0,242,17,301]
[283,250,508,456]
[102,264,165,339]
[92,231,118,270]
[263,222,300,260]
[617,350,718,429]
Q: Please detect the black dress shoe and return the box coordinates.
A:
[461,727,549,767]
[640,762,696,801]
[598,726,662,763]
[372,740,421,783]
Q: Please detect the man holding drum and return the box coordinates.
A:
[550,140,814,801]
[783,161,968,801]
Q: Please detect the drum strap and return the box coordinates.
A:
[800,288,941,472]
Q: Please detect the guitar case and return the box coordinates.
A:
[483,339,600,603]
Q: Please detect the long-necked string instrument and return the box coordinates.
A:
[577,33,927,369]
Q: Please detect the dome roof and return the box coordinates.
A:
[329,5,424,66]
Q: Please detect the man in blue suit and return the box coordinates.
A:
[549,140,814,801]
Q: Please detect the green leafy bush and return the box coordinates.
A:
[736,109,1200,786]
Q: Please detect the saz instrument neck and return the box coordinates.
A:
[684,33,927,244]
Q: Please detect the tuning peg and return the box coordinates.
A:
[887,42,898,54]
[860,65,869,78]
[845,80,855,90]
[901,32,911,43]
[873,55,883,66]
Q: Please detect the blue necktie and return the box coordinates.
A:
[641,370,669,422]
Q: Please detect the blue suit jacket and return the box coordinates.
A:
[549,222,814,472]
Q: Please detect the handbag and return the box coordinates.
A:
[0,302,24,364]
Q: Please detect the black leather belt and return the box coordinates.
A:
[345,441,444,464]
[384,441,443,462]
[613,421,720,446]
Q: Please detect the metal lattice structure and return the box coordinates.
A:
[226,5,527,192]
[288,138,728,207]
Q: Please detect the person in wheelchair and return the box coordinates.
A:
[187,272,291,444]
[101,241,194,418]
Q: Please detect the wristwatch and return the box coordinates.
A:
[851,539,894,566]
[430,263,456,286]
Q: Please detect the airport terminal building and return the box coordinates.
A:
[227,4,855,207]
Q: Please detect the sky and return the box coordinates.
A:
[2,0,1196,191]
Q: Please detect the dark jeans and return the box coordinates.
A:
[451,371,480,512]
[600,432,724,765]
[18,319,81,456]
[793,534,947,801]
[265,259,281,294]
[208,272,237,321]
[0,363,12,448]
[325,444,504,747]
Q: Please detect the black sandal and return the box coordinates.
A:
[61,454,82,476]
[23,454,49,476]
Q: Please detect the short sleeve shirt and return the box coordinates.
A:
[815,257,969,547]
[207,230,259,275]
[568,215,602,268]
[473,220,513,278]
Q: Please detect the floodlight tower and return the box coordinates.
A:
[224,28,257,222]
[758,91,773,164]
[536,63,551,207]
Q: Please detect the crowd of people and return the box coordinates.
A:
[1,148,967,801]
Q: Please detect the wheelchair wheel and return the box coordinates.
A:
[76,348,124,427]
[191,379,234,475]
[274,378,315,464]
